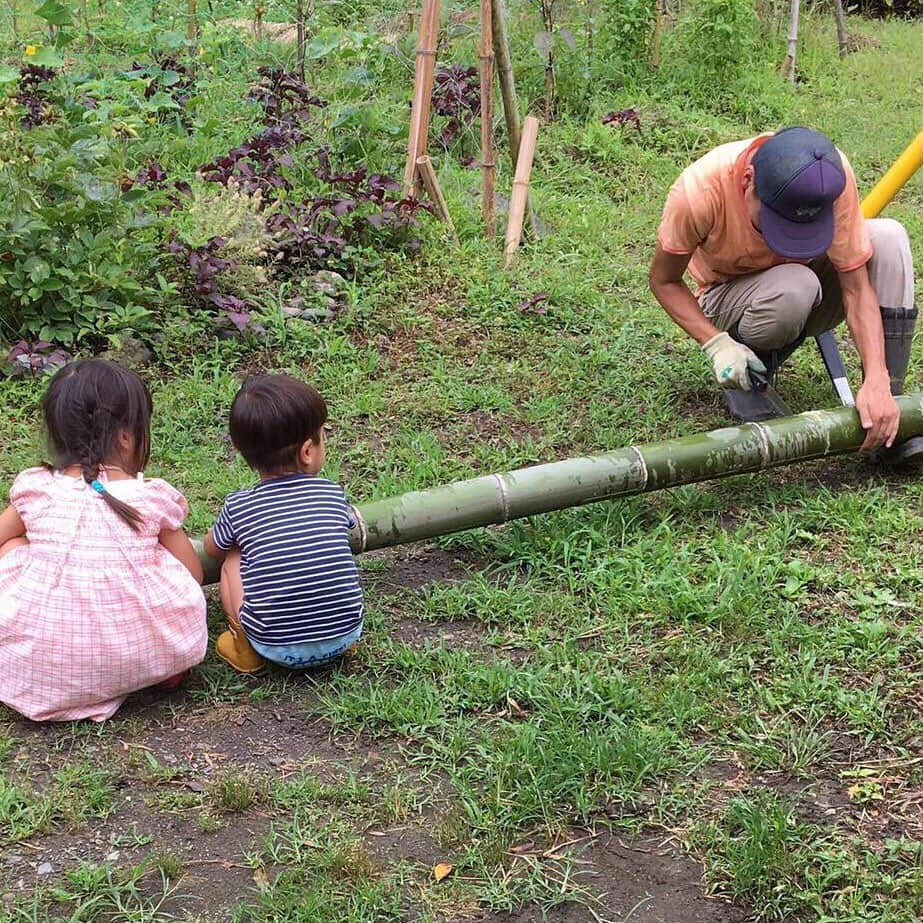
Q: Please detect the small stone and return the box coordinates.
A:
[36,862,53,876]
[299,307,335,323]
[6,853,21,866]
[100,336,154,370]
[106,850,120,862]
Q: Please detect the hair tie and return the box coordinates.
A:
[90,479,106,494]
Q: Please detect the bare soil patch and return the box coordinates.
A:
[477,833,749,923]
[1,696,387,919]
[362,545,483,595]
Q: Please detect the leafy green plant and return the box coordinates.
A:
[0,72,166,346]
[673,0,758,83]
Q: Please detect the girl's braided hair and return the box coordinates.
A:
[42,360,153,531]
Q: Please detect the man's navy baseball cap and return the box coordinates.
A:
[752,126,847,260]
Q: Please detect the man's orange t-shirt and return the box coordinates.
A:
[657,136,872,295]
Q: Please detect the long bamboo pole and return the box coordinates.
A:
[491,0,538,238]
[403,0,440,197]
[479,0,496,237]
[861,130,923,220]
[416,155,459,244]
[195,393,923,580]
[504,115,539,268]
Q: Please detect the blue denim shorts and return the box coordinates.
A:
[250,623,362,669]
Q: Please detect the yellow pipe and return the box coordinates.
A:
[861,129,923,218]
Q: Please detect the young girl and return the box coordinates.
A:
[0,360,208,722]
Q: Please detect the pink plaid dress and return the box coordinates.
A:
[0,468,207,722]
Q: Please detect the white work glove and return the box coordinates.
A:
[702,331,767,392]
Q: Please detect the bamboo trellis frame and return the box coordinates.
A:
[403,0,441,197]
[479,0,496,237]
[504,115,539,268]
[416,155,459,244]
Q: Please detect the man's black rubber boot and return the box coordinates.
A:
[723,387,791,423]
[876,306,923,469]
[721,332,801,423]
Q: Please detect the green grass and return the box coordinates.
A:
[1,2,923,921]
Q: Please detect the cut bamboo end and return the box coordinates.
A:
[416,155,459,245]
[503,115,539,268]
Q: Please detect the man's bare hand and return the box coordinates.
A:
[856,376,900,451]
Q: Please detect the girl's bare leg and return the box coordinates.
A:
[0,537,28,560]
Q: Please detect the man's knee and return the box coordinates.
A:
[869,217,911,257]
[868,218,914,308]
[738,264,821,349]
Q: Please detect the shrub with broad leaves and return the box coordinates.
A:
[0,64,163,346]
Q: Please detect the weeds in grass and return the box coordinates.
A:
[210,773,265,814]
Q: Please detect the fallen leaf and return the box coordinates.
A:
[508,841,536,854]
[433,862,453,882]
[252,867,269,891]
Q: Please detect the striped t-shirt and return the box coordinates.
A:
[211,474,363,645]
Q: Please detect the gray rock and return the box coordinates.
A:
[100,336,153,369]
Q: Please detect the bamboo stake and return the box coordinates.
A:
[781,0,799,83]
[491,0,538,238]
[832,0,849,58]
[413,1,440,197]
[504,116,539,269]
[296,0,307,80]
[416,156,459,245]
[491,0,520,165]
[479,0,496,237]
[403,0,440,197]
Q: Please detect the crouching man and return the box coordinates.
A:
[649,125,920,462]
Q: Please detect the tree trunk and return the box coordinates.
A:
[832,0,849,58]
[187,0,198,71]
[780,0,799,83]
[652,0,664,68]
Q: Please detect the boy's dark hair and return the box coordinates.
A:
[43,360,153,531]
[229,375,327,473]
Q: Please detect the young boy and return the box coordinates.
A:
[204,375,363,673]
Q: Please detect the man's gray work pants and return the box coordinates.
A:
[699,218,915,350]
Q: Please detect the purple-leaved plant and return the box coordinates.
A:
[6,341,70,376]
[431,65,480,149]
[18,65,57,129]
